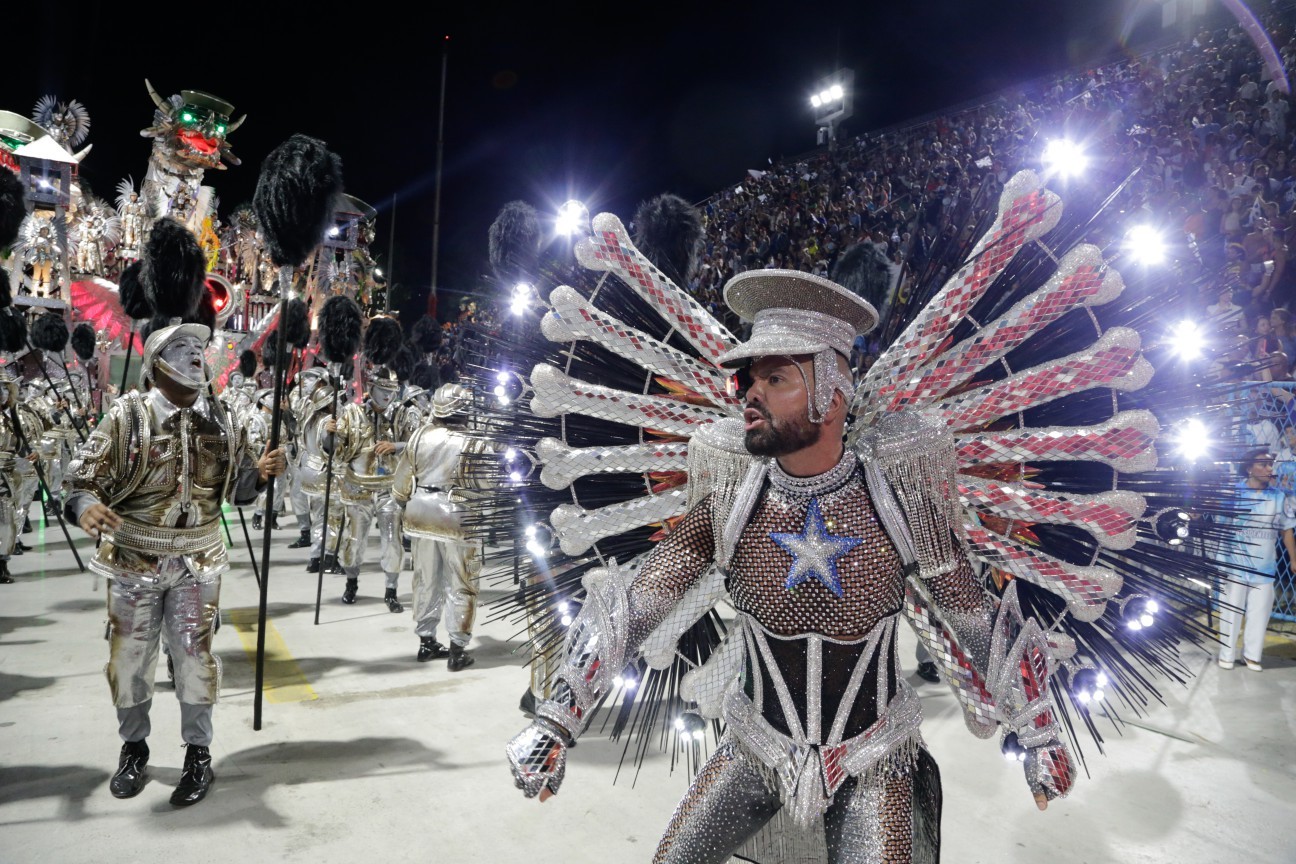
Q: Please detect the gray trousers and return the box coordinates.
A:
[410,535,479,645]
[106,558,220,746]
[289,460,311,532]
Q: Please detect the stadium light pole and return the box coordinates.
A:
[810,69,854,148]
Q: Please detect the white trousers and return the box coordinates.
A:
[1218,579,1276,663]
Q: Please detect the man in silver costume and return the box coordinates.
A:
[64,323,286,806]
[246,389,287,531]
[285,367,328,550]
[320,368,407,610]
[0,369,40,583]
[298,369,345,572]
[391,383,491,669]
[508,271,1075,863]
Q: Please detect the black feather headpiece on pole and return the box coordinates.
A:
[488,200,541,286]
[261,330,279,370]
[141,218,206,321]
[250,134,344,731]
[0,308,26,353]
[71,323,96,363]
[631,193,704,289]
[238,349,257,379]
[116,260,151,396]
[363,315,402,368]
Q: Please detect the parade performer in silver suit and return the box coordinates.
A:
[0,368,35,583]
[508,268,1079,863]
[322,367,406,609]
[65,322,286,806]
[286,366,327,550]
[299,369,343,573]
[391,383,491,669]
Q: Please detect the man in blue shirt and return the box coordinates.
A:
[1218,449,1296,670]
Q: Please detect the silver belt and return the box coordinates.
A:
[108,519,224,556]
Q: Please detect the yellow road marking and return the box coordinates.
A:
[226,607,317,703]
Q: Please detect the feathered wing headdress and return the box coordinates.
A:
[473,170,1233,788]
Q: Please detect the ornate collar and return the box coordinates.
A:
[768,446,856,498]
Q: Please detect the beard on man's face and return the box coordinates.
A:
[743,400,821,457]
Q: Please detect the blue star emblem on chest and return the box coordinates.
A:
[769,497,864,599]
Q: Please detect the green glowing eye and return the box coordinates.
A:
[216,124,226,134]
[181,112,194,122]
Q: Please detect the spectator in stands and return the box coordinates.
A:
[1208,284,1246,337]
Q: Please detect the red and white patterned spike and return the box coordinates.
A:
[536,436,689,491]
[852,171,1063,431]
[882,245,1123,413]
[529,364,729,436]
[935,327,1154,433]
[956,410,1160,472]
[550,491,689,556]
[962,521,1122,621]
[958,478,1145,550]
[541,286,739,411]
[576,212,738,365]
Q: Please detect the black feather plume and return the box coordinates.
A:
[253,135,345,268]
[71,323,96,361]
[632,193,704,287]
[284,298,311,348]
[390,343,417,383]
[239,349,257,378]
[30,312,69,353]
[0,167,23,251]
[411,362,439,391]
[262,330,279,369]
[0,308,26,353]
[410,315,442,353]
[488,201,541,284]
[117,261,151,319]
[364,316,402,366]
[187,288,217,338]
[319,295,362,364]
[0,269,10,310]
[141,218,205,319]
[832,242,893,319]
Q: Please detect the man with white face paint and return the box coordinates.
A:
[286,367,328,551]
[321,366,407,610]
[64,323,286,807]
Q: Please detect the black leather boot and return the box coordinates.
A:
[384,588,403,613]
[0,560,12,584]
[417,637,449,662]
[324,554,343,574]
[166,655,175,683]
[288,529,312,549]
[170,744,214,806]
[110,739,149,798]
[269,514,281,530]
[306,557,320,573]
[341,578,358,604]
[447,642,475,672]
[252,513,264,531]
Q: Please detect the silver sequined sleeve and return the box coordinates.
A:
[63,399,130,523]
[538,495,717,740]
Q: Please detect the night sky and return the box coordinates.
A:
[11,0,1179,320]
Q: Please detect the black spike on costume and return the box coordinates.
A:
[488,201,541,284]
[71,323,96,362]
[141,218,205,320]
[284,298,311,348]
[410,315,442,353]
[363,316,402,367]
[631,193,704,287]
[117,261,151,319]
[238,349,257,379]
[253,135,345,268]
[0,167,24,251]
[320,295,362,364]
[0,308,26,353]
[0,270,10,310]
[262,330,279,369]
[30,313,69,353]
